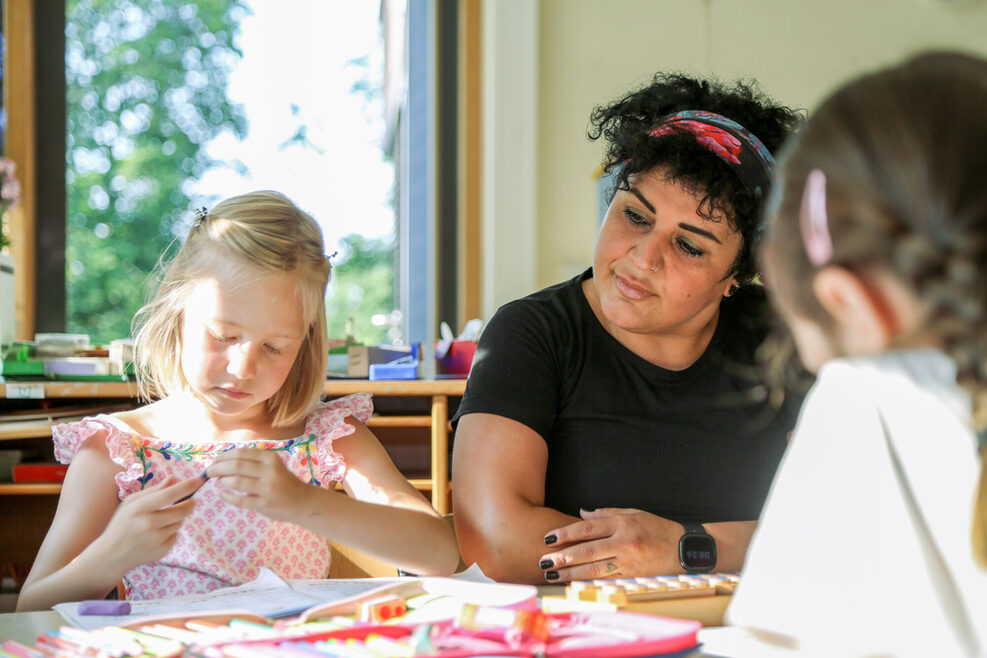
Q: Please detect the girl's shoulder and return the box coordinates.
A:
[303,393,374,439]
[51,413,147,465]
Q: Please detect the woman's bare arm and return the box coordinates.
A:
[451,413,578,584]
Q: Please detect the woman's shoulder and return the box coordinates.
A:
[490,269,592,330]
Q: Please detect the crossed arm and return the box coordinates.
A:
[452,412,758,585]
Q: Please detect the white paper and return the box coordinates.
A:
[54,564,493,631]
[54,568,394,630]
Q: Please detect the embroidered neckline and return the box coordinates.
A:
[132,432,323,488]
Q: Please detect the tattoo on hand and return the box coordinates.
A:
[606,561,617,574]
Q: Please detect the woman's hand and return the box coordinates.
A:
[537,507,684,582]
[207,447,313,522]
[90,475,204,574]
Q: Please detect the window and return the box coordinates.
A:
[16,0,472,348]
[59,0,397,346]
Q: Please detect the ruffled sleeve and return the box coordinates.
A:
[305,393,374,483]
[52,416,146,498]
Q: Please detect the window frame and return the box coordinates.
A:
[7,0,480,346]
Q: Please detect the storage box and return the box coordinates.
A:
[436,340,477,377]
[34,333,90,357]
[0,449,29,482]
[12,463,68,483]
[347,345,414,378]
[369,358,418,380]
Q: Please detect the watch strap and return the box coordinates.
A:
[680,522,707,535]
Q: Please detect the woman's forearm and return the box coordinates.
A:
[456,500,579,584]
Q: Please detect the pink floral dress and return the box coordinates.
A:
[52,393,373,600]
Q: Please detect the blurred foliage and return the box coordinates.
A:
[65,0,248,343]
[326,233,396,346]
[64,0,397,348]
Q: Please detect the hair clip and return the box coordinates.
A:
[193,206,209,227]
[799,169,832,266]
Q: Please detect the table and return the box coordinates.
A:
[0,609,62,645]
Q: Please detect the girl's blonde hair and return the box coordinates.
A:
[133,190,331,427]
[762,51,987,567]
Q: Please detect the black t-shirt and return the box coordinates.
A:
[453,268,801,523]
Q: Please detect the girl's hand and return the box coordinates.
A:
[536,507,683,582]
[91,475,203,575]
[207,448,312,522]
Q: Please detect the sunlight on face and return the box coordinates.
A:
[180,267,308,421]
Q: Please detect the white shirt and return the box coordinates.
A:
[725,350,987,657]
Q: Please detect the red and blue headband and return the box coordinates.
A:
[647,110,776,200]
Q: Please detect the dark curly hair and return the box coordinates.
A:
[588,73,804,284]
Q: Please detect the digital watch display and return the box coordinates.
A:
[678,522,717,573]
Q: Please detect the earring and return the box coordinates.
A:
[649,267,658,273]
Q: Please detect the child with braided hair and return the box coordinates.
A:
[725,51,987,657]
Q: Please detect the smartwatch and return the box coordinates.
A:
[678,522,717,573]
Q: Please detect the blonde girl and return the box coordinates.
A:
[17,191,459,612]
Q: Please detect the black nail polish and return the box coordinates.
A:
[544,534,557,545]
[545,570,560,581]
[539,559,554,569]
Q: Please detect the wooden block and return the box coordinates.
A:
[357,594,407,623]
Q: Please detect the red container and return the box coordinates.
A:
[436,340,477,377]
[12,463,68,483]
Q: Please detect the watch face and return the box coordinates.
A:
[679,533,717,572]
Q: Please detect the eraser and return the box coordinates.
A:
[78,600,131,616]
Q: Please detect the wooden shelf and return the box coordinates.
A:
[0,422,60,440]
[0,379,466,399]
[366,415,432,428]
[0,483,61,495]
[324,379,466,397]
[0,381,139,399]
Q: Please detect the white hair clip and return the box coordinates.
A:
[799,169,833,266]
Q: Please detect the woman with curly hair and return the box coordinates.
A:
[451,73,805,584]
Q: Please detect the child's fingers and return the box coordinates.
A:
[123,475,205,509]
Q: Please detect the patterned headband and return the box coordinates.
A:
[647,110,776,200]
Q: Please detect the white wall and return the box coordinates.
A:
[480,0,987,317]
